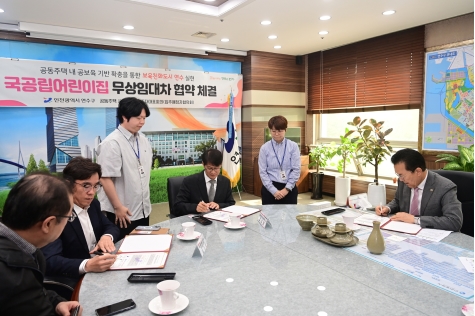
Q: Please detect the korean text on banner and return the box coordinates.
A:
[221,91,241,188]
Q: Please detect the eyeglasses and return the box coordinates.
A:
[75,182,103,192]
[271,129,285,134]
[204,166,221,172]
[55,211,77,223]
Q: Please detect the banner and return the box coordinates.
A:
[0,58,242,108]
[221,92,241,188]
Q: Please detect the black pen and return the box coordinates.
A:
[93,250,104,256]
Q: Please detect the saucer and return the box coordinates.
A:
[312,233,359,247]
[149,293,189,315]
[330,226,353,234]
[177,231,201,240]
[224,222,246,229]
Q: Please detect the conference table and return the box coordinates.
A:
[79,205,474,315]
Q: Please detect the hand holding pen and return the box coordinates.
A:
[376,202,389,216]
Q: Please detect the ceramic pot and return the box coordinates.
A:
[367,183,386,207]
[367,221,385,254]
[311,172,325,200]
[335,176,351,206]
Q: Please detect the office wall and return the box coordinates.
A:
[241,51,306,194]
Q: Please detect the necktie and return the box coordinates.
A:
[410,187,420,216]
[208,179,216,202]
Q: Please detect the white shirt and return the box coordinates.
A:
[97,125,153,221]
[411,171,428,214]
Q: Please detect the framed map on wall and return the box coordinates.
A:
[422,44,474,151]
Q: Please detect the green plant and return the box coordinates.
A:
[309,144,335,173]
[347,117,393,184]
[435,145,474,172]
[336,128,359,178]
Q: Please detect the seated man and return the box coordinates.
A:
[376,149,462,231]
[41,157,119,281]
[0,173,82,316]
[173,149,235,216]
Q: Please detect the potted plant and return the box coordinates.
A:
[333,128,359,206]
[347,117,393,207]
[435,145,474,172]
[309,144,335,199]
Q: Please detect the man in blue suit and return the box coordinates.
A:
[41,157,119,281]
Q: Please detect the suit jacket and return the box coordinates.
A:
[173,171,235,217]
[387,170,463,231]
[41,199,120,279]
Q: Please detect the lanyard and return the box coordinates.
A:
[118,128,141,164]
[271,138,287,171]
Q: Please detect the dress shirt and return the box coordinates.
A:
[97,124,153,221]
[387,171,428,215]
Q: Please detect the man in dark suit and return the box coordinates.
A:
[173,149,235,217]
[41,157,119,281]
[376,149,462,231]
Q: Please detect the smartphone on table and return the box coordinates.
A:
[192,215,212,225]
[321,208,346,216]
[95,299,136,316]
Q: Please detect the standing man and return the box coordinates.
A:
[41,157,119,282]
[376,149,462,231]
[0,173,82,316]
[173,149,235,216]
[97,97,153,239]
[258,115,301,205]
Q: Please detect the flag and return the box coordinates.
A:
[222,91,241,188]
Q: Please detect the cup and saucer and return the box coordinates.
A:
[149,294,189,315]
[149,280,189,315]
[327,223,355,245]
[224,213,246,229]
[177,231,201,240]
[177,222,201,240]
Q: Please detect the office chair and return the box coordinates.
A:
[167,176,186,219]
[43,275,79,300]
[432,170,474,237]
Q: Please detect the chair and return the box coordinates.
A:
[43,275,79,300]
[432,170,474,237]
[167,176,186,218]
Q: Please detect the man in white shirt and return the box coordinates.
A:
[41,157,119,281]
[376,149,462,231]
[97,97,153,239]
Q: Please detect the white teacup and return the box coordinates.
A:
[157,280,180,310]
[228,213,241,227]
[341,214,358,229]
[182,222,196,239]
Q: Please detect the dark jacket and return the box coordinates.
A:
[173,171,235,216]
[41,199,120,279]
[0,236,66,316]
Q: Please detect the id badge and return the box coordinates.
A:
[138,165,145,178]
[280,170,287,181]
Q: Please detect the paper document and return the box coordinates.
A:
[459,257,474,274]
[109,252,168,270]
[203,210,233,222]
[354,213,390,227]
[416,228,452,242]
[382,221,421,235]
[221,205,260,217]
[348,193,372,209]
[118,234,172,253]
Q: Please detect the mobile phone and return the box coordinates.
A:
[321,208,346,216]
[192,216,212,226]
[95,299,136,316]
[135,225,161,231]
[71,305,80,316]
[127,272,176,283]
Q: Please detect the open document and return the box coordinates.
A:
[354,213,422,235]
[118,234,172,253]
[204,206,260,222]
[110,252,168,270]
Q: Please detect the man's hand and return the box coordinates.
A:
[208,202,220,210]
[196,201,210,213]
[85,253,117,272]
[391,212,415,223]
[55,301,82,316]
[92,235,115,253]
[375,205,389,216]
[114,205,132,228]
[274,188,288,200]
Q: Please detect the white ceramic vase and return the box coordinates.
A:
[367,183,386,207]
[334,177,351,206]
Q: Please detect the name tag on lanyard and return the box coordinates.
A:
[280,170,287,181]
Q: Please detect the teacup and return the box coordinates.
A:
[228,213,241,227]
[328,223,354,244]
[157,280,180,310]
[181,222,196,239]
[341,214,358,229]
[312,217,332,238]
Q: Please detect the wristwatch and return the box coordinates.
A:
[414,217,421,225]
[285,187,291,192]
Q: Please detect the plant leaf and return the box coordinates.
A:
[443,161,463,171]
[353,116,361,125]
[363,130,371,139]
[384,128,393,136]
[459,145,473,164]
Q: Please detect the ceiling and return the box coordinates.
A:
[0,0,473,56]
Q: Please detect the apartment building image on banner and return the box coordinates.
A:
[46,107,82,172]
[144,130,216,165]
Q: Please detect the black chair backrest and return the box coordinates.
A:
[432,170,474,237]
[167,176,186,218]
